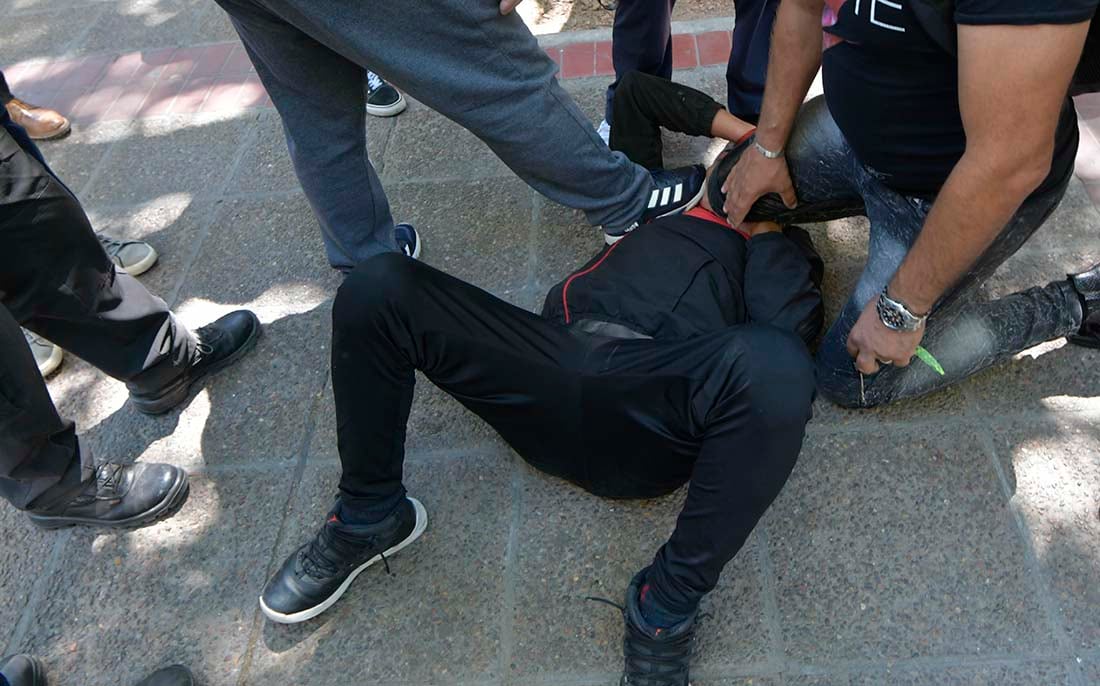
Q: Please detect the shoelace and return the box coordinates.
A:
[300,521,390,579]
[587,596,695,686]
[366,71,384,93]
[22,329,51,347]
[97,234,133,259]
[94,463,127,500]
[190,323,222,365]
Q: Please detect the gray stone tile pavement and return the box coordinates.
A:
[0,40,1096,686]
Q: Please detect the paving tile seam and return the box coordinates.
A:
[4,529,73,656]
[525,192,544,295]
[978,426,1087,686]
[496,455,527,683]
[753,524,790,673]
[234,404,315,686]
[782,652,1081,677]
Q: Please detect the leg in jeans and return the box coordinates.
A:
[215,0,653,244]
[0,115,195,397]
[815,169,1082,407]
[604,0,677,122]
[726,0,780,123]
[213,0,393,271]
[610,71,725,169]
[0,304,86,510]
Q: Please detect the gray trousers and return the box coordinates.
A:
[0,108,195,509]
[213,0,654,271]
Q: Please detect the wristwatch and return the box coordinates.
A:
[876,287,928,332]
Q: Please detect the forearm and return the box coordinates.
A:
[754,0,824,151]
[710,110,755,143]
[890,155,1044,313]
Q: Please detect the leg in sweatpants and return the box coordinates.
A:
[609,71,726,169]
[0,118,195,395]
[0,304,86,510]
[214,0,653,247]
[330,254,591,516]
[727,0,780,123]
[604,0,678,122]
[591,325,815,615]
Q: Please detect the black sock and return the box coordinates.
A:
[337,494,402,525]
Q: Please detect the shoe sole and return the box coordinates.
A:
[118,245,160,277]
[366,95,407,117]
[131,313,262,416]
[29,120,72,141]
[259,496,428,624]
[38,344,64,378]
[26,470,190,530]
[405,230,422,260]
[604,181,706,246]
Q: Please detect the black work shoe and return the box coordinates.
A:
[1068,263,1100,348]
[618,569,697,686]
[260,497,427,624]
[0,654,46,686]
[607,165,706,245]
[395,223,421,259]
[135,665,193,686]
[26,462,189,530]
[130,310,261,415]
[366,71,407,117]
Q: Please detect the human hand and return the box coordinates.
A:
[499,0,524,14]
[846,297,925,375]
[721,145,798,228]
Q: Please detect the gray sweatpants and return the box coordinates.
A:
[214,0,655,271]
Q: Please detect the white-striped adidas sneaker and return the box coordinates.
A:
[605,164,706,245]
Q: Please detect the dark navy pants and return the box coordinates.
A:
[605,0,779,124]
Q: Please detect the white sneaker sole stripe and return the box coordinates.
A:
[673,183,683,203]
[259,497,429,625]
[647,189,660,209]
[660,186,671,207]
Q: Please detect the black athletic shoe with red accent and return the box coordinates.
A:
[260,497,427,623]
[618,569,698,686]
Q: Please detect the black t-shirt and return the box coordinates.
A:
[822,0,1098,197]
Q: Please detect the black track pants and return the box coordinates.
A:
[331,254,815,615]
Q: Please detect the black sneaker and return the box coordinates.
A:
[260,496,427,624]
[395,223,421,259]
[26,462,190,530]
[0,654,46,686]
[606,165,706,245]
[1067,263,1100,348]
[618,569,698,686]
[129,310,261,415]
[366,71,407,117]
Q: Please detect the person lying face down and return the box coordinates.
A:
[257,149,825,684]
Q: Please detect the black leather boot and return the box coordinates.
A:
[26,462,189,530]
[1067,263,1100,348]
[129,310,261,415]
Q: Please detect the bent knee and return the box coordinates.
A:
[333,253,417,329]
[725,325,816,421]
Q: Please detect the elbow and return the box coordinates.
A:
[1005,158,1051,198]
[975,142,1053,200]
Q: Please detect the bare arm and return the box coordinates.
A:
[721,0,825,226]
[847,19,1090,374]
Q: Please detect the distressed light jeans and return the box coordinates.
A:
[740,97,1083,407]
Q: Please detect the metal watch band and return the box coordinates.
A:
[876,287,928,332]
[753,140,784,159]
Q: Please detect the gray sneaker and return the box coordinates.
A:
[98,233,158,276]
[23,329,63,377]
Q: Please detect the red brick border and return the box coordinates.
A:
[4,32,731,125]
